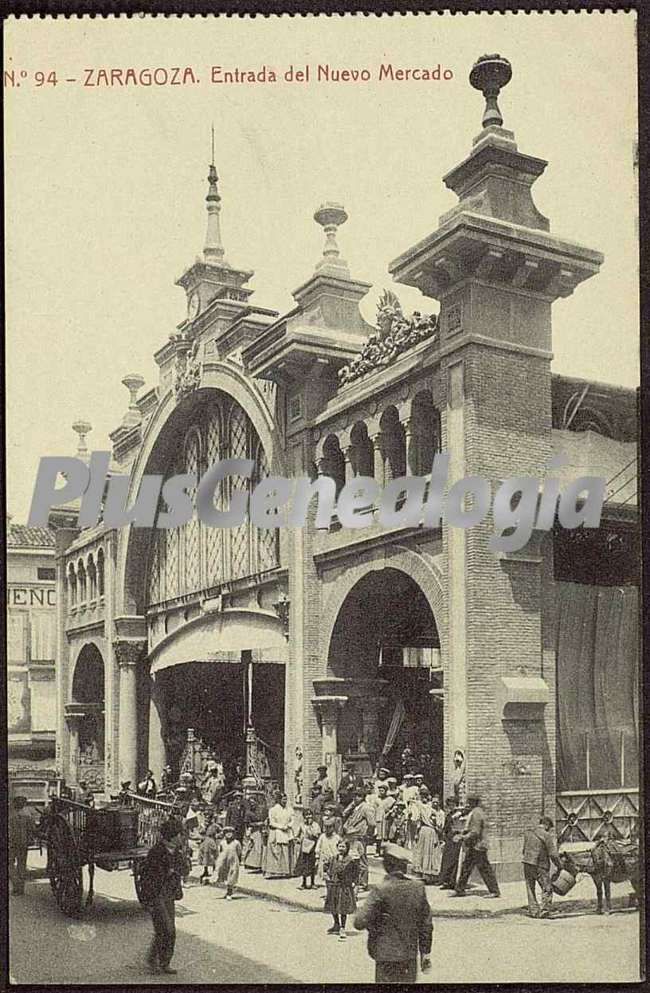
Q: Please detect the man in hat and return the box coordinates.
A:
[342,788,376,890]
[373,767,391,795]
[138,816,185,974]
[138,769,157,799]
[226,788,247,844]
[78,780,95,807]
[373,782,396,855]
[454,795,501,898]
[9,796,35,896]
[522,815,562,918]
[338,762,363,809]
[161,765,174,792]
[312,765,329,792]
[354,841,433,984]
[119,781,133,805]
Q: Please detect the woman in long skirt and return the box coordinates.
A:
[324,840,359,940]
[412,789,444,884]
[263,792,295,879]
[216,827,242,899]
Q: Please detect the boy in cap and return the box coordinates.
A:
[139,817,185,974]
[354,842,433,984]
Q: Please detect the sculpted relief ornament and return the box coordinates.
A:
[338,290,439,387]
[173,335,202,402]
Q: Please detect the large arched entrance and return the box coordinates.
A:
[141,386,287,793]
[66,643,105,790]
[326,567,443,792]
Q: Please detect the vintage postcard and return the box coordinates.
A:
[5,9,641,986]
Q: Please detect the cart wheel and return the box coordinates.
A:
[133,861,146,905]
[47,814,84,917]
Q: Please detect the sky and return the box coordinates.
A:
[5,11,639,522]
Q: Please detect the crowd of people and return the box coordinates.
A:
[12,745,601,982]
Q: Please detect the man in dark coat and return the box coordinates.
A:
[338,763,363,808]
[439,798,463,889]
[522,815,562,918]
[9,796,35,895]
[138,817,185,975]
[226,789,247,843]
[454,795,501,898]
[354,842,433,984]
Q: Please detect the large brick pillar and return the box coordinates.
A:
[390,55,602,877]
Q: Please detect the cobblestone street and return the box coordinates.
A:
[10,854,641,985]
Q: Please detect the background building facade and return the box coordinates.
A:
[7,521,58,785]
[53,62,639,878]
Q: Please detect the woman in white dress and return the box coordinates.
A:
[263,792,295,878]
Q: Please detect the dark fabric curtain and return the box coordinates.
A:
[555,582,639,792]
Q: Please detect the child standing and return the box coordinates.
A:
[198,823,220,885]
[216,826,242,900]
[315,818,341,887]
[324,839,359,940]
[295,810,321,889]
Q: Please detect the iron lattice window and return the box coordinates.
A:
[184,430,201,593]
[204,409,224,589]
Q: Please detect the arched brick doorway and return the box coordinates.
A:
[67,643,105,791]
[322,567,443,793]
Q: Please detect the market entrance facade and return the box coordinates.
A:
[52,65,639,878]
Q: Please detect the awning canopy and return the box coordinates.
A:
[149,609,287,675]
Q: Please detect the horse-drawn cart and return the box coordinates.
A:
[45,794,175,917]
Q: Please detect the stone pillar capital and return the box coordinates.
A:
[113,639,146,669]
[311,694,348,724]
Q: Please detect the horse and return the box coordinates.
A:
[560,839,640,914]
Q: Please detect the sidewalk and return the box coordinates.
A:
[199,852,633,919]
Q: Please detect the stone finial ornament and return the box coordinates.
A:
[313,202,350,277]
[72,419,92,457]
[469,54,512,129]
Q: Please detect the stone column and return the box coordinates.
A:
[148,672,166,783]
[311,695,347,791]
[400,416,413,476]
[114,639,144,786]
[343,446,355,484]
[66,713,81,786]
[371,433,384,488]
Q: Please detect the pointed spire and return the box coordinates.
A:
[204,126,227,265]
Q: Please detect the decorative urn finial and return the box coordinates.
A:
[121,373,145,427]
[469,54,512,129]
[72,419,92,457]
[313,202,350,276]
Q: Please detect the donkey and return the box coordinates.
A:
[561,840,640,914]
